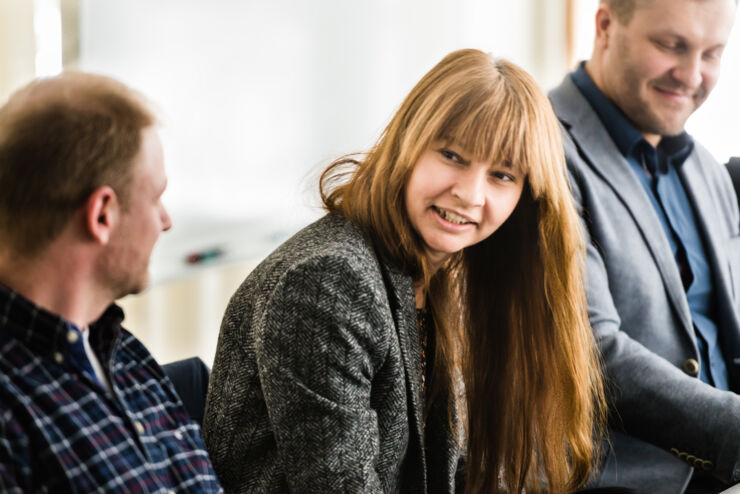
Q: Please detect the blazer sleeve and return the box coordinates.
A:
[255,254,390,493]
[565,139,740,485]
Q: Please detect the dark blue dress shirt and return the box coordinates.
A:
[571,63,729,390]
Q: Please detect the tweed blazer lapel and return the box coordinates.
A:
[374,249,427,492]
[550,76,693,335]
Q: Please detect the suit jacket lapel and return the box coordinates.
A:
[375,250,427,492]
[550,76,693,334]
[680,152,740,330]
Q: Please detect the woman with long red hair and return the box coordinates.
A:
[204,48,605,493]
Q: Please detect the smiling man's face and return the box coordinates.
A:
[593,0,735,145]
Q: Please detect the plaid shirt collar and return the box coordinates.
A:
[0,282,123,371]
[0,282,223,492]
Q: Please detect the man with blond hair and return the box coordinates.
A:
[0,72,222,492]
[550,0,740,492]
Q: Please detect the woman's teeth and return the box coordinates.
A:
[434,207,472,225]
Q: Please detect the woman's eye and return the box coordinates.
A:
[490,171,515,182]
[439,149,462,163]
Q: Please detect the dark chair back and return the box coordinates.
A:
[725,157,740,210]
[162,356,210,425]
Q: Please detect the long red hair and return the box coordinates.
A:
[321,49,605,493]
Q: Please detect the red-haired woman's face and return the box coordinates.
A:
[405,140,524,270]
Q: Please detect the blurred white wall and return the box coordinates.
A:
[5,0,740,366]
[0,0,35,99]
[686,23,740,165]
[2,1,738,366]
[69,0,571,365]
[77,0,566,235]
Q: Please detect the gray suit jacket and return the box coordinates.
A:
[550,75,740,493]
[203,213,464,493]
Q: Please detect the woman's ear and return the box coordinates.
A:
[84,186,119,245]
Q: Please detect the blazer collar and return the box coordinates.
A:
[373,247,428,492]
[681,149,740,332]
[550,75,694,333]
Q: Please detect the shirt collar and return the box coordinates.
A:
[0,282,124,366]
[570,62,694,169]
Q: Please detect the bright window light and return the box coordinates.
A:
[34,0,63,77]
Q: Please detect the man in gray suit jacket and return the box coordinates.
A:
[549,0,740,492]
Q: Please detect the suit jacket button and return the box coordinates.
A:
[683,359,700,377]
[702,460,714,471]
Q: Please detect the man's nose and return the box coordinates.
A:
[673,53,703,91]
[161,206,173,232]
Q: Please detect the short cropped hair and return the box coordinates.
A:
[602,0,737,25]
[600,0,645,24]
[0,72,155,255]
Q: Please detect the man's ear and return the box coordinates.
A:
[85,186,119,245]
[594,5,614,49]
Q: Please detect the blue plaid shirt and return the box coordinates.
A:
[0,283,223,493]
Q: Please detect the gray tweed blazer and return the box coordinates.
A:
[203,213,465,493]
